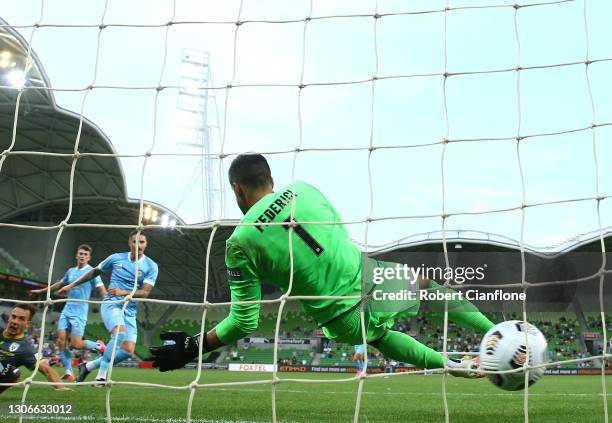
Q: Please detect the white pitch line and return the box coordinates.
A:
[0,416,292,423]
[207,387,612,397]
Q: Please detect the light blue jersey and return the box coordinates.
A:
[97,252,158,317]
[61,265,104,317]
[354,344,365,355]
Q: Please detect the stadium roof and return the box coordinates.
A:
[363,227,612,257]
[0,18,129,221]
[0,18,231,302]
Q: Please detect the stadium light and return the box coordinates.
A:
[160,214,169,227]
[142,205,163,224]
[6,70,25,88]
[143,205,152,220]
[0,51,16,70]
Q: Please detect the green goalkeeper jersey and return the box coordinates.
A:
[215,181,363,344]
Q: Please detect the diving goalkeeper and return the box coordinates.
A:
[149,154,495,375]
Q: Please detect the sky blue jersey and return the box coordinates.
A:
[97,252,158,316]
[61,265,104,317]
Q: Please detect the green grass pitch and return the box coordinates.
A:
[1,368,609,422]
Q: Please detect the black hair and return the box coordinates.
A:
[129,230,147,239]
[15,303,36,321]
[228,154,272,189]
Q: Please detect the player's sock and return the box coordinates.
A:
[96,331,126,379]
[103,331,126,362]
[373,330,445,369]
[86,357,102,371]
[60,349,73,375]
[96,357,110,380]
[96,366,108,381]
[426,281,495,333]
[113,348,132,364]
[97,349,131,380]
[449,311,495,334]
[84,339,100,351]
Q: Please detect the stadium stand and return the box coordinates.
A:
[18,300,608,368]
[0,246,39,280]
[0,300,604,373]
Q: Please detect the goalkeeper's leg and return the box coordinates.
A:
[370,330,483,377]
[420,279,495,333]
[370,329,445,369]
[322,307,438,368]
[366,258,495,334]
[322,307,476,375]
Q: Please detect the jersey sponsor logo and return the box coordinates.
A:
[9,342,19,352]
[254,190,297,232]
[227,268,243,281]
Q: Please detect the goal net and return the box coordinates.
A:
[0,0,610,422]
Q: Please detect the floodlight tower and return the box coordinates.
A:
[175,49,221,221]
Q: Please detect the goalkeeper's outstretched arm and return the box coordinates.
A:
[149,328,224,372]
[149,315,258,372]
[150,243,262,371]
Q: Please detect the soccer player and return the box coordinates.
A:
[29,244,107,381]
[150,154,494,376]
[0,303,71,394]
[58,231,158,384]
[353,344,365,377]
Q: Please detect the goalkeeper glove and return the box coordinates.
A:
[149,331,205,372]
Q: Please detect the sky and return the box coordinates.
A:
[2,0,612,249]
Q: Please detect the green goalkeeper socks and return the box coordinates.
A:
[374,330,445,369]
[426,281,495,333]
[371,281,495,369]
[448,309,495,334]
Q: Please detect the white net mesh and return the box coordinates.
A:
[0,0,610,422]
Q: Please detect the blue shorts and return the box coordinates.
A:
[57,313,87,337]
[101,303,137,343]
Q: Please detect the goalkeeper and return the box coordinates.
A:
[150,154,494,375]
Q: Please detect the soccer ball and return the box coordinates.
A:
[479,320,548,391]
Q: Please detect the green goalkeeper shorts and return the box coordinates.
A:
[321,262,421,344]
[321,304,420,344]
